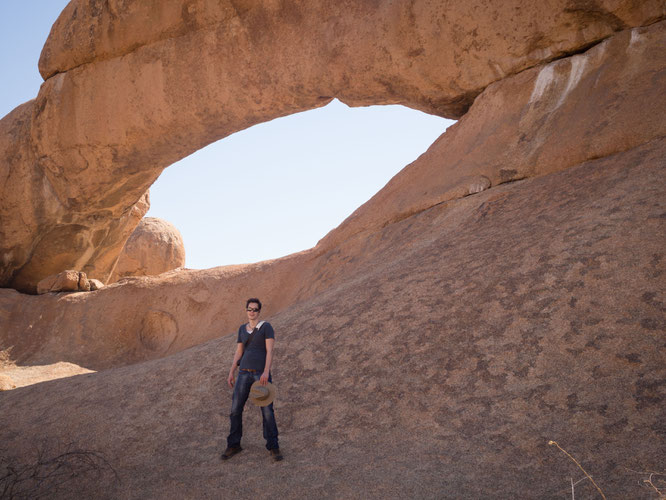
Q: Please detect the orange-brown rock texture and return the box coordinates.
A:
[322,20,666,248]
[0,0,664,292]
[1,140,664,498]
[0,1,665,499]
[109,217,186,283]
[2,21,664,370]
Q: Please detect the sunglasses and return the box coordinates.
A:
[246,307,260,312]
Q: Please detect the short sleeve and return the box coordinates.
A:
[264,323,275,340]
[236,325,243,343]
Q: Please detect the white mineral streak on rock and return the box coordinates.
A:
[52,72,65,92]
[73,231,96,272]
[41,176,66,224]
[555,55,588,109]
[491,62,505,79]
[529,65,555,105]
[467,176,491,195]
[629,28,646,49]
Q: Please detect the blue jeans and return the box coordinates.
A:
[227,369,279,450]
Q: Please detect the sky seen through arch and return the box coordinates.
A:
[146,99,453,268]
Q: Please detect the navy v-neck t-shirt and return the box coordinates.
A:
[237,322,275,371]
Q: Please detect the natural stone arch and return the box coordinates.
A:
[2,19,663,369]
[0,0,660,292]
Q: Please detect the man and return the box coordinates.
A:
[221,298,283,462]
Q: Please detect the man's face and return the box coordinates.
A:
[246,302,260,320]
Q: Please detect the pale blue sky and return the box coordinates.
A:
[1,2,453,269]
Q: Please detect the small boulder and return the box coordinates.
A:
[89,279,105,291]
[37,270,82,294]
[36,270,97,294]
[109,218,185,282]
[78,273,91,292]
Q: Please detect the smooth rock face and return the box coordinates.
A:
[109,217,185,282]
[0,139,663,498]
[1,1,663,292]
[320,21,666,249]
[1,254,309,368]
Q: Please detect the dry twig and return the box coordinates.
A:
[643,473,665,498]
[622,466,666,498]
[548,440,606,500]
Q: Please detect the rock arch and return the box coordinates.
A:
[0,0,661,292]
[1,6,665,496]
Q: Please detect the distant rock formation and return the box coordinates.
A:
[109,217,185,283]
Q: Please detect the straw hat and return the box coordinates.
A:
[249,381,276,407]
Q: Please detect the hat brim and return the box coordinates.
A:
[249,381,276,407]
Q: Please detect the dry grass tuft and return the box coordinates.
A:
[0,439,119,499]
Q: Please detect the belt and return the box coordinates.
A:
[240,368,259,373]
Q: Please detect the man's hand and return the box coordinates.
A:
[260,371,269,386]
[227,371,235,388]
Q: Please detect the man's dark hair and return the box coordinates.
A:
[246,298,262,310]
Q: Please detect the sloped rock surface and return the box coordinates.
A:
[1,1,663,292]
[0,252,309,369]
[0,140,663,498]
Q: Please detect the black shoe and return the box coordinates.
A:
[221,446,242,460]
[269,448,283,462]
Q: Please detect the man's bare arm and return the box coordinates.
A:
[260,338,274,386]
[227,343,244,388]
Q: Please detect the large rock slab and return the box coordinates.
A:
[1,1,663,292]
[0,138,663,498]
[109,217,186,282]
[320,20,666,249]
[0,252,311,368]
[39,0,665,108]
